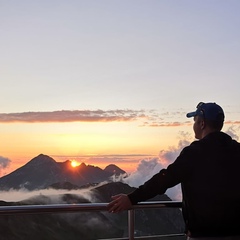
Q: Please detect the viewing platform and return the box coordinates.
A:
[0,201,185,240]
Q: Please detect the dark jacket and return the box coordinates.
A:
[128,132,240,237]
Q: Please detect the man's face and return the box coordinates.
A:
[193,116,204,139]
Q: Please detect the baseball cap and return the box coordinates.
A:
[186,102,225,121]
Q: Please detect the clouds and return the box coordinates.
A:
[0,156,11,177]
[121,157,182,201]
[142,121,191,127]
[0,110,146,123]
[1,109,240,129]
[121,158,162,188]
[0,109,190,127]
[0,156,11,170]
[159,131,192,163]
[0,188,96,203]
[225,125,240,141]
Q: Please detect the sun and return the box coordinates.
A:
[71,160,80,168]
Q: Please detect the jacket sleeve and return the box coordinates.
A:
[128,145,195,204]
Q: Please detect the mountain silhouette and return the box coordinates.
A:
[0,154,124,190]
[104,164,126,175]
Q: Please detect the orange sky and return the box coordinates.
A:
[1,115,239,177]
[0,115,193,176]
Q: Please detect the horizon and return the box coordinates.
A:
[1,122,240,177]
[0,123,238,203]
[0,152,183,202]
[1,1,240,178]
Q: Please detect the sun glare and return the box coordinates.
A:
[71,160,80,168]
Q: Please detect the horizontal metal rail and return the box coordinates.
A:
[0,202,108,215]
[0,201,184,240]
[101,234,185,240]
[0,201,182,215]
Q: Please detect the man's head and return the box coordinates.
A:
[186,102,225,139]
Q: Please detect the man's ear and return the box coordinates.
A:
[200,119,205,130]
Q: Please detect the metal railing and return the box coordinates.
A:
[0,201,184,240]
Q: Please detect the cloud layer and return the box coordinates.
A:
[0,156,11,170]
[0,110,146,123]
[1,109,239,128]
[0,109,194,128]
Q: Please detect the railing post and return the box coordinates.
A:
[128,209,135,240]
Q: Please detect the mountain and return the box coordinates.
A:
[0,154,124,191]
[104,164,126,175]
[0,182,185,240]
[48,181,81,190]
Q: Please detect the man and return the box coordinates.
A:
[107,102,240,239]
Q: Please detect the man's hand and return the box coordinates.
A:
[107,194,132,213]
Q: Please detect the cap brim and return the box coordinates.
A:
[186,111,197,118]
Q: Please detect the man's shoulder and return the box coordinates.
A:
[180,141,202,156]
[187,140,202,149]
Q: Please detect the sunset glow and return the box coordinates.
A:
[71,160,80,168]
[0,1,240,177]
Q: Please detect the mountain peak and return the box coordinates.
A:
[0,154,117,190]
[104,164,126,175]
[80,162,87,168]
[26,154,56,167]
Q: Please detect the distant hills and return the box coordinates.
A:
[0,154,126,191]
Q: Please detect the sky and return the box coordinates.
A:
[1,0,240,177]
